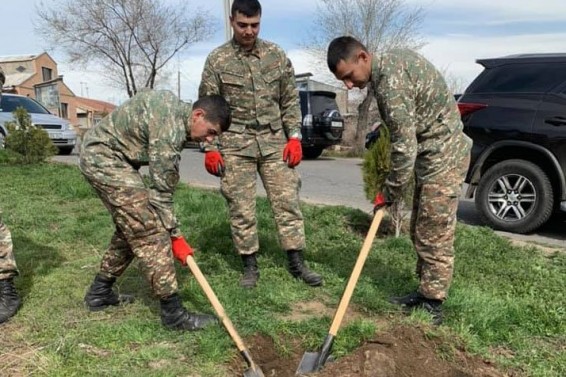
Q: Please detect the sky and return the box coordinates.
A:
[2,0,566,105]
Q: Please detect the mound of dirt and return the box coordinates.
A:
[230,324,509,377]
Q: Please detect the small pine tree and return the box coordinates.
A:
[362,125,413,237]
[5,107,57,164]
[362,126,391,201]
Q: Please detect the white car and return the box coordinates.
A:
[0,93,77,155]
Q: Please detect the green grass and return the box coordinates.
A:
[0,161,564,376]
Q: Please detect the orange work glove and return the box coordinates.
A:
[283,138,302,168]
[204,151,225,177]
[171,236,194,266]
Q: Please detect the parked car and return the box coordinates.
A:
[458,53,566,233]
[298,90,344,159]
[0,93,77,155]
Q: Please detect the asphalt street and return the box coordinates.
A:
[54,148,565,249]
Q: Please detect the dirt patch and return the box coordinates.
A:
[229,323,514,377]
[0,322,48,377]
[277,299,364,325]
[507,238,563,256]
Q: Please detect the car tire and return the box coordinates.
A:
[303,146,324,159]
[0,130,5,149]
[475,159,553,234]
[58,147,74,155]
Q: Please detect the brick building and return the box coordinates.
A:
[0,52,114,127]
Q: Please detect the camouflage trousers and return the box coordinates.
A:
[410,154,470,300]
[220,151,306,255]
[0,213,18,280]
[81,165,178,298]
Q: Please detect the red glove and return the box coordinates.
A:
[283,138,302,168]
[373,192,391,212]
[204,151,225,177]
[171,236,194,266]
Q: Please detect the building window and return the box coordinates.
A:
[42,67,53,82]
[60,103,68,119]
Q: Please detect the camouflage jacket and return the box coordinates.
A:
[199,38,301,157]
[80,90,192,232]
[371,49,472,202]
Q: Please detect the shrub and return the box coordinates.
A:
[5,107,57,164]
[362,125,414,237]
[362,125,391,201]
[0,148,20,164]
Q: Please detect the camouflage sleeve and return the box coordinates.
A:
[377,74,418,202]
[146,91,186,231]
[198,56,221,151]
[279,56,302,138]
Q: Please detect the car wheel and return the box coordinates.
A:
[0,130,5,149]
[58,147,74,155]
[475,159,553,234]
[303,146,324,159]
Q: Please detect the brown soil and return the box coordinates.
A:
[230,323,516,377]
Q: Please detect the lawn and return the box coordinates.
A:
[0,160,564,376]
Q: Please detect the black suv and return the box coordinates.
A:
[458,53,566,233]
[298,90,344,159]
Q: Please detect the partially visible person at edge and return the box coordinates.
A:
[79,90,231,331]
[327,36,472,325]
[0,65,22,325]
[198,0,323,289]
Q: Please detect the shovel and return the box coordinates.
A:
[296,209,384,375]
[185,256,265,377]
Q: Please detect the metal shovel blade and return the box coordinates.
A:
[243,366,265,377]
[241,350,265,377]
[295,335,334,375]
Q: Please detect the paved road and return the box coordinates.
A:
[54,148,565,249]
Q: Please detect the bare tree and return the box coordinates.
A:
[36,0,215,98]
[306,0,426,154]
[439,67,468,95]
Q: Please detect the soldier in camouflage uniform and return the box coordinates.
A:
[0,65,23,325]
[327,36,471,325]
[80,90,230,331]
[198,0,322,289]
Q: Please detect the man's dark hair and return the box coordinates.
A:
[327,36,369,73]
[231,0,261,17]
[193,95,231,132]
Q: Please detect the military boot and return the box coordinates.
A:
[287,250,323,287]
[239,253,260,289]
[84,274,135,312]
[0,278,21,324]
[160,293,217,331]
[389,291,443,325]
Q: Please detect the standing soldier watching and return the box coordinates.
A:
[199,0,322,289]
[80,90,231,331]
[0,65,22,324]
[327,36,471,325]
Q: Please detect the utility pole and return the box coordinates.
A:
[223,0,233,42]
[177,69,181,99]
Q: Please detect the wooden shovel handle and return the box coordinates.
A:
[185,256,248,352]
[328,209,384,336]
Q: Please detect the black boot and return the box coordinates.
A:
[160,293,217,331]
[239,253,260,289]
[0,278,21,324]
[389,291,443,325]
[287,250,323,287]
[84,274,135,312]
